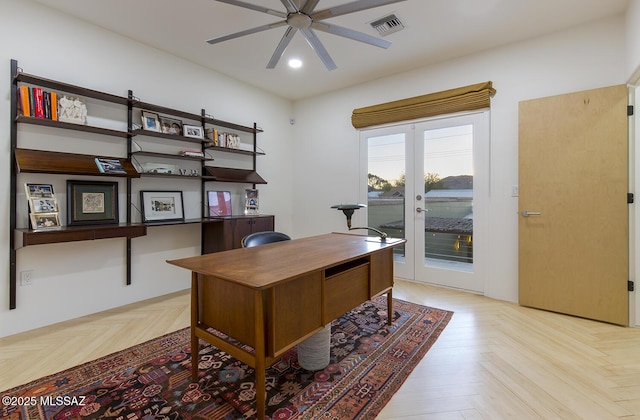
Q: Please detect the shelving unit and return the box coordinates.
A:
[9,58,272,309]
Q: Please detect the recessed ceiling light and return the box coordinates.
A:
[288,58,303,69]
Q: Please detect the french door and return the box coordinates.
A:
[360,112,488,292]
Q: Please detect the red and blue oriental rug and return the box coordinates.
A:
[1,297,452,419]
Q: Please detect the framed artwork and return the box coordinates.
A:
[141,110,161,132]
[244,188,259,215]
[159,116,183,135]
[67,180,119,225]
[25,183,55,198]
[30,213,61,230]
[207,190,232,217]
[183,124,204,139]
[140,190,184,222]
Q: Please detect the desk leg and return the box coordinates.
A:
[191,272,199,382]
[387,289,393,326]
[254,290,266,419]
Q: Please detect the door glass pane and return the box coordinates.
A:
[424,125,473,267]
[367,134,406,260]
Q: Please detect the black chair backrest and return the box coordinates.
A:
[241,231,291,248]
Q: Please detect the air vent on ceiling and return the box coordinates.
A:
[370,14,405,37]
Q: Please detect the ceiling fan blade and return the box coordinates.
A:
[311,21,392,49]
[215,0,287,18]
[312,0,407,20]
[206,21,287,44]
[280,0,299,13]
[300,0,320,14]
[300,28,337,70]
[267,27,298,69]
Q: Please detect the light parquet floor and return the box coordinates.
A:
[2,280,640,419]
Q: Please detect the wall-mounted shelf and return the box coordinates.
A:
[131,129,207,145]
[14,224,147,249]
[16,116,130,138]
[15,148,139,177]
[203,167,267,184]
[131,150,214,162]
[205,145,265,156]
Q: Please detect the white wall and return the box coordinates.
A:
[0,0,294,337]
[291,15,628,303]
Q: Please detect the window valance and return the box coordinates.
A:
[351,81,496,129]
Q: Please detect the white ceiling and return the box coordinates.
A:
[33,0,629,101]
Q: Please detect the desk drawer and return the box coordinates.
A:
[324,261,369,322]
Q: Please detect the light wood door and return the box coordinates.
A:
[518,85,629,326]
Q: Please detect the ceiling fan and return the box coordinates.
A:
[207,0,407,70]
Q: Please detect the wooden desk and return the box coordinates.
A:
[167,233,405,418]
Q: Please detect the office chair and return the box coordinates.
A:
[241,231,291,248]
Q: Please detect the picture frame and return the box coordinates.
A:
[25,183,55,199]
[67,180,119,225]
[29,197,58,214]
[183,124,204,139]
[140,190,184,222]
[159,116,183,135]
[141,110,161,132]
[207,190,232,217]
[244,188,259,215]
[30,212,61,230]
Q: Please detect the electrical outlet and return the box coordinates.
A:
[20,270,34,286]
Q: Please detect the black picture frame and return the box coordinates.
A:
[67,180,119,226]
[140,190,185,223]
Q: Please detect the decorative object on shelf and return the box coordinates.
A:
[159,116,182,135]
[67,180,119,226]
[25,183,60,230]
[95,157,127,174]
[207,191,232,217]
[141,110,161,132]
[58,95,87,125]
[140,190,184,222]
[331,203,389,242]
[183,124,204,139]
[244,188,259,215]
[30,212,61,230]
[141,162,179,175]
[179,149,205,158]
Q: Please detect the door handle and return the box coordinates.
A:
[416,207,425,213]
[521,210,542,217]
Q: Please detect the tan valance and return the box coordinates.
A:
[351,81,496,129]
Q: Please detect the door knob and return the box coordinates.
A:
[417,207,424,213]
[521,210,542,217]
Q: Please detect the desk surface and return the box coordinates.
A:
[167,233,403,289]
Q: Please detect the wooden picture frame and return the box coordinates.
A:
[244,188,259,215]
[183,124,204,139]
[159,116,183,135]
[25,183,55,199]
[140,190,184,222]
[67,180,119,225]
[141,110,161,132]
[207,190,232,217]
[30,213,61,230]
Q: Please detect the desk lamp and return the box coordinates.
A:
[331,204,388,242]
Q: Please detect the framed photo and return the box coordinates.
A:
[207,191,232,217]
[29,198,58,214]
[67,180,119,225]
[159,116,183,135]
[30,213,61,230]
[141,110,161,132]
[140,190,184,222]
[25,183,55,198]
[244,188,259,215]
[183,124,204,139]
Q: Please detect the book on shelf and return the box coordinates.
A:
[95,157,127,174]
[33,87,44,119]
[18,85,30,117]
[50,91,58,121]
[17,86,59,121]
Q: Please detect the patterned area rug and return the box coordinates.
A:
[1,297,452,419]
